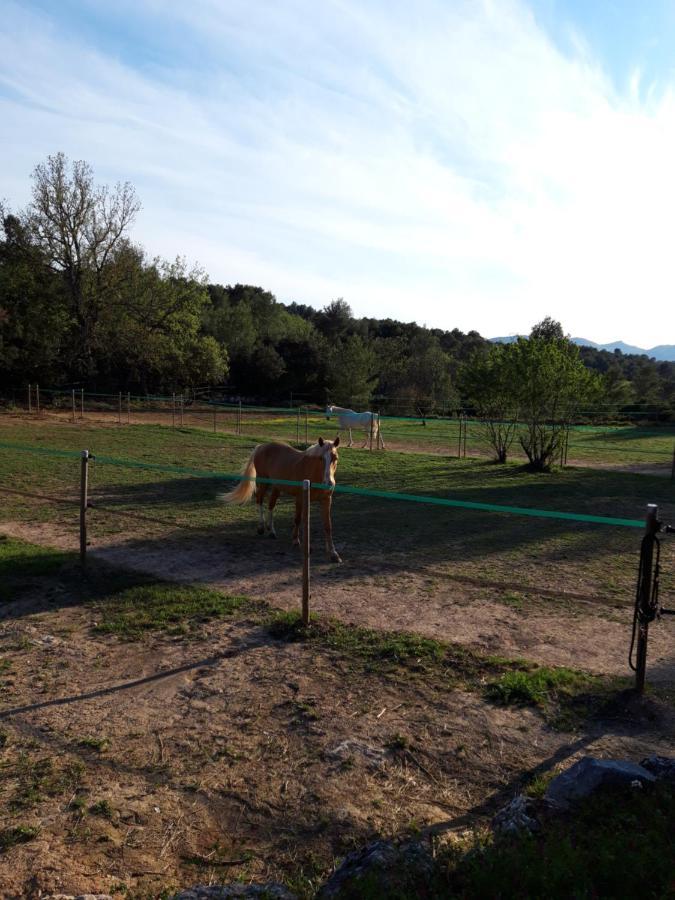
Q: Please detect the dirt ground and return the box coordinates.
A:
[0,552,673,899]
[1,414,674,898]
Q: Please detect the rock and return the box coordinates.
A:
[545,757,655,809]
[492,794,544,835]
[173,885,296,899]
[318,839,434,898]
[325,739,386,767]
[640,755,675,781]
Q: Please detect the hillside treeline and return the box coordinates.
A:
[1,153,674,418]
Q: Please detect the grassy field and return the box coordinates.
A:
[9,396,675,468]
[1,414,673,605]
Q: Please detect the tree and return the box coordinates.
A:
[98,253,228,392]
[326,334,376,408]
[512,334,600,471]
[530,316,565,342]
[23,152,140,375]
[0,214,70,385]
[460,343,519,463]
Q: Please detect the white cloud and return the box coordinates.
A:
[1,0,674,346]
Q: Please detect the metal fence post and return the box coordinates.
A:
[36,384,40,417]
[80,450,90,565]
[302,478,311,625]
[296,408,300,444]
[304,409,308,445]
[635,503,660,694]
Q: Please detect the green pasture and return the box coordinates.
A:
[1,416,674,610]
[164,405,675,467]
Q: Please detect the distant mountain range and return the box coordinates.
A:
[489,335,675,362]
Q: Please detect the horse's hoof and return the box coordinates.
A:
[331,552,342,564]
[292,539,300,548]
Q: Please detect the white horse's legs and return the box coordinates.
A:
[348,427,353,448]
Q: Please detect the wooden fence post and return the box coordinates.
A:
[127,392,131,425]
[457,415,462,458]
[79,450,90,565]
[304,409,308,446]
[27,383,32,415]
[463,416,468,457]
[71,389,76,423]
[36,384,40,417]
[80,388,84,419]
[296,408,300,444]
[302,478,311,625]
[635,503,660,694]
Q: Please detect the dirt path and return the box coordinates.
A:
[3,518,673,685]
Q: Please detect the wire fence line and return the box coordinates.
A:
[0,440,646,528]
[3,387,675,472]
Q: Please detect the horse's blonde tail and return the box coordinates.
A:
[223,452,257,504]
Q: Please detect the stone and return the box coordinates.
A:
[318,839,434,898]
[545,757,655,809]
[492,794,543,835]
[640,755,675,781]
[325,739,386,767]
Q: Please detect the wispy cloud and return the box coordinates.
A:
[1,0,674,345]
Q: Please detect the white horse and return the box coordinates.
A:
[325,405,384,448]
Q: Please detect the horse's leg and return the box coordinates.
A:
[348,427,353,448]
[255,485,268,535]
[321,496,342,563]
[292,495,302,547]
[266,488,279,538]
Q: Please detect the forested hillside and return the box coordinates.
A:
[2,154,674,419]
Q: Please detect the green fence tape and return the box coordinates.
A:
[0,440,646,529]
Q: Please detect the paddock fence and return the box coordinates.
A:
[1,438,673,689]
[3,387,675,476]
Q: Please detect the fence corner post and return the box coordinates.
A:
[635,503,660,694]
[302,478,311,625]
[79,450,90,565]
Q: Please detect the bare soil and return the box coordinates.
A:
[0,562,672,899]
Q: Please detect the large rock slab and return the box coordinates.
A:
[640,755,675,781]
[318,839,434,898]
[545,757,655,809]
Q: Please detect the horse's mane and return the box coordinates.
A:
[305,442,327,457]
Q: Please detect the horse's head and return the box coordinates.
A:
[316,435,340,486]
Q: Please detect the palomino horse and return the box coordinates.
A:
[224,437,342,562]
[325,405,384,449]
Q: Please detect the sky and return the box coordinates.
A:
[2,0,675,348]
